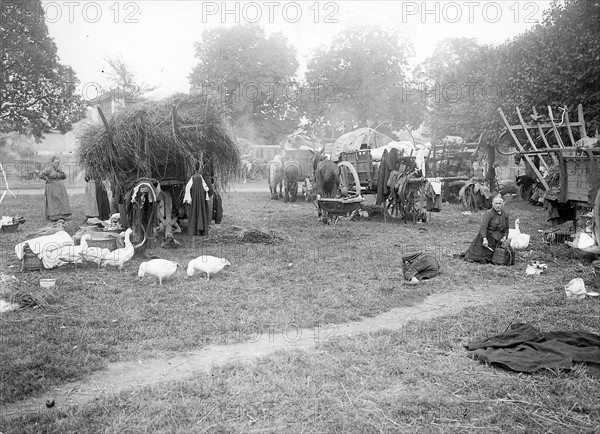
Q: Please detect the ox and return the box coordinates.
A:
[309,148,339,199]
[282,158,300,202]
[268,155,283,199]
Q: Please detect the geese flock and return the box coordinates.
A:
[47,227,231,285]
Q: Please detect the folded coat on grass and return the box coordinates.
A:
[465,323,600,377]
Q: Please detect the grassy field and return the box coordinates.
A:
[1,187,599,432]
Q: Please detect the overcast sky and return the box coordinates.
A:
[43,1,554,100]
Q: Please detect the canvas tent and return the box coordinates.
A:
[331,128,394,161]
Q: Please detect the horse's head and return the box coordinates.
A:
[309,148,327,173]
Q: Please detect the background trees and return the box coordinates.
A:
[189,24,299,145]
[0,0,85,141]
[304,27,425,138]
[422,0,600,145]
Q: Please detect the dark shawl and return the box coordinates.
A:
[186,175,214,236]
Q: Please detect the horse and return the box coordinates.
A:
[282,158,300,202]
[268,155,284,199]
[309,148,339,199]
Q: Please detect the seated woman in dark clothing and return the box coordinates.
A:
[463,194,513,264]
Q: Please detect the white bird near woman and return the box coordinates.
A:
[100,228,135,271]
[138,259,182,285]
[187,255,231,281]
[508,218,530,250]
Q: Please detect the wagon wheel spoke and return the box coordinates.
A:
[337,161,361,196]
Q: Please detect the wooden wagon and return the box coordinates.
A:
[337,150,427,221]
[498,104,600,243]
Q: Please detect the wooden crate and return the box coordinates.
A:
[340,150,376,187]
[565,158,596,204]
[21,245,43,271]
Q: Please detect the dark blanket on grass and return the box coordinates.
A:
[465,323,600,377]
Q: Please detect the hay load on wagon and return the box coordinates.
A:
[77,94,241,248]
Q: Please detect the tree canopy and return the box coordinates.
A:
[304,26,425,137]
[0,0,85,141]
[422,0,600,145]
[189,24,299,145]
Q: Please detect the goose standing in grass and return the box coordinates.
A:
[138,259,182,285]
[79,234,111,268]
[507,218,521,241]
[187,255,231,281]
[508,219,531,250]
[56,234,90,268]
[100,228,135,271]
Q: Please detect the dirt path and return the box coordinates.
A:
[1,285,513,419]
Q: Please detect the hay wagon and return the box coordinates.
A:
[498,104,600,243]
[78,94,240,250]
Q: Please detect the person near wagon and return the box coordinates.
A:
[462,194,513,264]
[40,156,71,221]
[84,173,110,222]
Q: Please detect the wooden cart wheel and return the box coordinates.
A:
[593,188,600,245]
[405,183,426,223]
[338,161,361,197]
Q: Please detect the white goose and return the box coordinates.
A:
[79,234,111,268]
[100,228,135,271]
[508,219,530,250]
[138,259,182,285]
[187,255,231,281]
[56,234,89,267]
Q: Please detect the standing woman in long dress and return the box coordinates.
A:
[40,156,71,221]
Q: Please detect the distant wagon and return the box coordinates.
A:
[498,103,600,245]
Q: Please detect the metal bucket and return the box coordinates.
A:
[492,247,513,266]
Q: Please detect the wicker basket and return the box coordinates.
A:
[21,245,44,271]
[1,223,19,233]
[87,237,118,251]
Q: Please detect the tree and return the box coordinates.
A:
[417,38,488,141]
[304,26,424,136]
[103,55,156,103]
[0,0,85,141]
[418,0,600,146]
[189,24,299,145]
